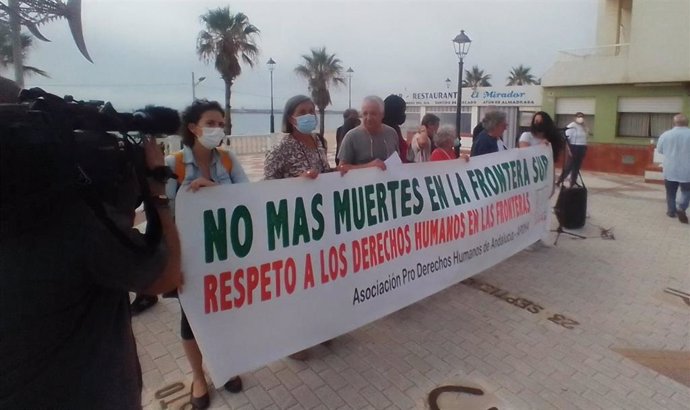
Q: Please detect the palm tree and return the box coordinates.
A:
[0,23,49,79]
[462,65,491,87]
[1,0,91,87]
[507,65,537,86]
[294,47,345,137]
[197,7,260,135]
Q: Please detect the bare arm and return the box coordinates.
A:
[416,129,430,149]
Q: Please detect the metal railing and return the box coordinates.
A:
[223,133,281,155]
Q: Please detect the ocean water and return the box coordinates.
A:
[229,112,345,135]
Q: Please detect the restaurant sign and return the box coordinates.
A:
[401,86,542,107]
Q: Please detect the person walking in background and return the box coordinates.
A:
[337,96,399,173]
[335,108,360,165]
[558,112,590,187]
[410,113,440,163]
[470,111,508,157]
[382,94,410,163]
[656,113,690,224]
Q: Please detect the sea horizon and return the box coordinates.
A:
[229,111,345,135]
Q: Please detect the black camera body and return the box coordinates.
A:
[0,88,180,248]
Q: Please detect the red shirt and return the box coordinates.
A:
[397,133,410,163]
[430,147,457,161]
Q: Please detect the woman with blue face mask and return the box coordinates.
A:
[263,95,331,361]
[264,95,331,180]
[156,99,248,409]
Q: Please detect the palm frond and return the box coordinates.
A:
[294,65,311,79]
[197,7,261,80]
[23,65,49,77]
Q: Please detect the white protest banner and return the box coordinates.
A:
[176,145,553,386]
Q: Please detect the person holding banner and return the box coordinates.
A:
[430,125,470,162]
[264,95,331,180]
[518,112,562,156]
[518,112,562,250]
[519,111,563,195]
[167,100,248,409]
[264,95,335,360]
[337,95,400,173]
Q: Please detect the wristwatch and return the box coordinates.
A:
[150,194,170,208]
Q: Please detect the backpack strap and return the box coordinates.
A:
[173,151,185,185]
[218,149,233,175]
[173,149,232,185]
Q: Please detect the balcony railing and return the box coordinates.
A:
[557,43,630,62]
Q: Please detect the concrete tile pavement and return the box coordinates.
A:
[137,153,690,409]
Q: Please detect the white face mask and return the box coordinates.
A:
[575,117,585,124]
[198,127,224,149]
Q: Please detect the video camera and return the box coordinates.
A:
[0,88,180,250]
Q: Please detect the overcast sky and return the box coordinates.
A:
[14,0,598,112]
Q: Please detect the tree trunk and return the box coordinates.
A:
[319,106,326,138]
[224,78,233,135]
[8,0,24,88]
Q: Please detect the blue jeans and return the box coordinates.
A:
[664,180,690,214]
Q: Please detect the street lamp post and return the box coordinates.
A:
[445,78,451,89]
[267,58,276,133]
[452,30,472,141]
[192,72,206,101]
[346,67,354,109]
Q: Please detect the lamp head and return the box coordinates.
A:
[452,30,472,60]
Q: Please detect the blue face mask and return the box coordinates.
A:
[294,114,317,134]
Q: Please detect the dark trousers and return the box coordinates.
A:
[560,145,587,185]
[664,180,690,215]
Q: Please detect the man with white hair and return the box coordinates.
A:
[656,113,690,224]
[337,95,400,173]
[470,110,508,157]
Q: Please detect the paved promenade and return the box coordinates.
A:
[135,152,690,410]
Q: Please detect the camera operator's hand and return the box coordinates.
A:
[187,177,217,192]
[143,136,165,169]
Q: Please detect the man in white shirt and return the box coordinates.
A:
[558,112,590,187]
[656,113,690,224]
[337,96,400,172]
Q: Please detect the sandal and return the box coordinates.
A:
[190,379,210,409]
[224,376,243,393]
